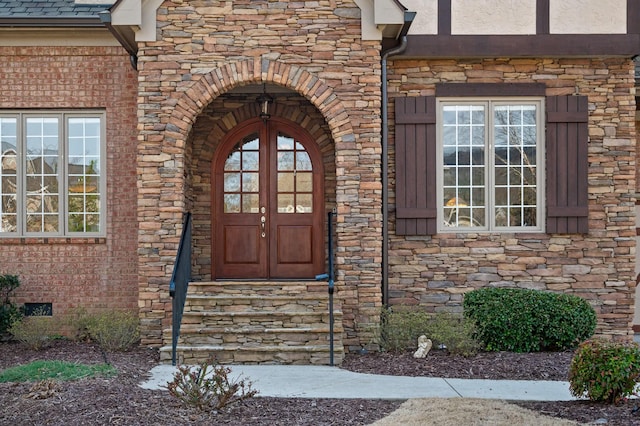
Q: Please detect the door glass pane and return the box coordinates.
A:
[224,152,240,171]
[224,194,240,213]
[224,173,240,192]
[277,152,294,171]
[242,151,259,171]
[297,194,312,213]
[242,172,259,192]
[277,172,294,192]
[278,194,294,213]
[277,135,294,150]
[296,152,311,170]
[296,172,312,192]
[242,194,259,213]
[223,133,259,214]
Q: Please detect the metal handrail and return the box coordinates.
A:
[315,210,335,366]
[169,212,192,366]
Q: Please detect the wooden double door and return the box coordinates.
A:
[214,118,324,279]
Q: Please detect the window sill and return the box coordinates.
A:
[0,237,106,245]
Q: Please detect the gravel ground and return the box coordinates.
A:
[1,340,640,425]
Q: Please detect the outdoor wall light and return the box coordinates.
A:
[257,84,273,121]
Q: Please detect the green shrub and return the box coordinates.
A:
[84,310,140,352]
[428,312,482,357]
[463,287,596,352]
[63,307,93,342]
[0,274,22,337]
[379,307,481,356]
[8,308,57,350]
[379,306,433,352]
[167,359,258,411]
[569,339,640,403]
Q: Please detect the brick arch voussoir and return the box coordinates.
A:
[168,58,353,155]
[198,101,329,165]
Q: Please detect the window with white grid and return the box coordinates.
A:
[438,99,543,232]
[0,112,105,236]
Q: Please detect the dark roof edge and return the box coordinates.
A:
[401,34,640,58]
[0,17,103,27]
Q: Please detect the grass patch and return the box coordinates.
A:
[0,360,116,383]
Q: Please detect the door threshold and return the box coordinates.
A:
[213,278,318,282]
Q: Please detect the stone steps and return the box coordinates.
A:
[160,280,344,365]
[186,281,328,296]
[184,294,330,313]
[163,344,339,365]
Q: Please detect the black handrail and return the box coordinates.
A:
[316,210,335,366]
[169,212,192,366]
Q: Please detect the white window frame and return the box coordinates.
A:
[0,111,106,237]
[436,98,545,233]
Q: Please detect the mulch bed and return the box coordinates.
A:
[1,340,640,425]
[340,348,574,381]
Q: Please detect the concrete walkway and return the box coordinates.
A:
[140,364,575,401]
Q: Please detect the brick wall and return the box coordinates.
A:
[0,46,139,325]
[136,1,383,348]
[387,58,637,340]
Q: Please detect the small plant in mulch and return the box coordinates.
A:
[378,307,481,356]
[9,307,59,350]
[569,339,640,404]
[66,308,140,352]
[427,312,483,357]
[167,359,258,412]
[0,274,23,339]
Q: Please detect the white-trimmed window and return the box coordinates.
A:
[437,99,544,232]
[0,112,105,236]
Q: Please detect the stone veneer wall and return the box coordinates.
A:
[136,1,383,348]
[0,46,139,322]
[387,58,636,339]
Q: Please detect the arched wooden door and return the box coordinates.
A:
[213,117,324,279]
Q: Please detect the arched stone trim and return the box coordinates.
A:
[165,58,354,153]
[193,101,334,167]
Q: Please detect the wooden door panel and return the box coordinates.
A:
[276,225,313,264]
[216,221,266,277]
[224,225,261,264]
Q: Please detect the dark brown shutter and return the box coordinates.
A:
[546,95,589,233]
[394,96,437,235]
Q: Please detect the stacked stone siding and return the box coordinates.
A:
[387,58,636,339]
[136,1,383,347]
[0,46,139,321]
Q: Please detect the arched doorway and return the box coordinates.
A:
[213,117,325,279]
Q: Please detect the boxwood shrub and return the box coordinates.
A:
[463,287,596,352]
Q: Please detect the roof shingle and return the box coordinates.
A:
[0,0,110,18]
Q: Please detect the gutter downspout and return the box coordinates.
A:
[381,11,416,308]
[98,11,138,70]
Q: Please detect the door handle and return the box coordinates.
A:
[261,214,266,238]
